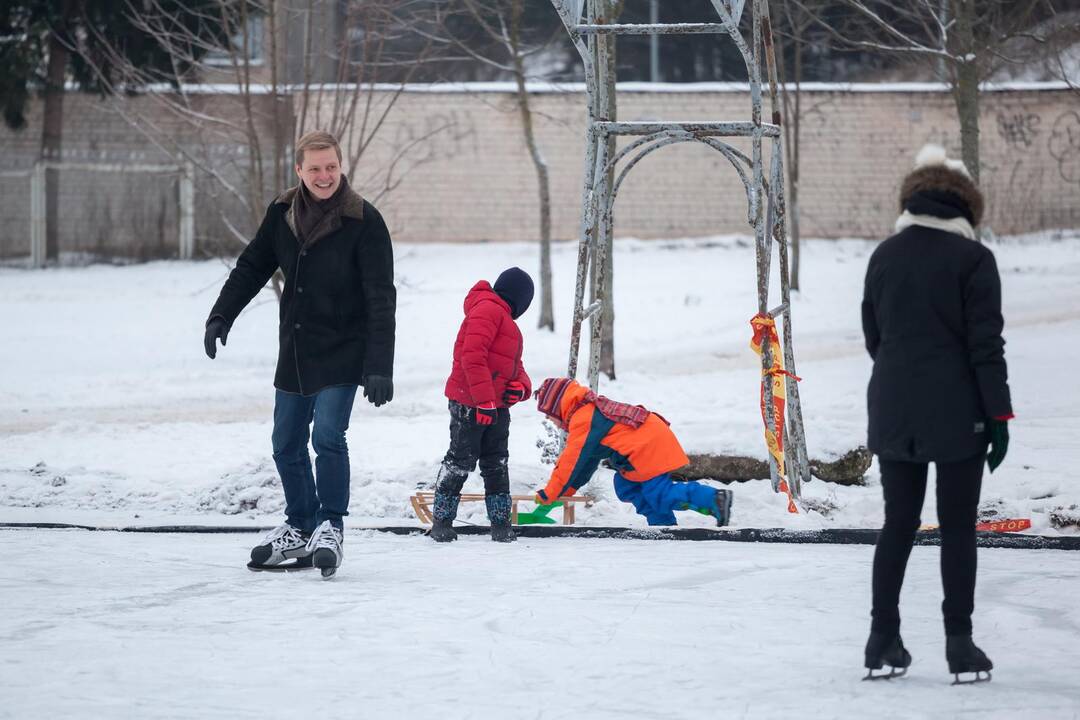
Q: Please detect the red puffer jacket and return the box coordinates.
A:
[444,281,531,408]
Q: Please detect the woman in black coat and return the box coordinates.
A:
[861,145,1012,683]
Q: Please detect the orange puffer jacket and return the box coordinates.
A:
[537,381,689,503]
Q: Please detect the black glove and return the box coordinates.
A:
[204,317,229,359]
[987,419,1009,473]
[363,375,394,407]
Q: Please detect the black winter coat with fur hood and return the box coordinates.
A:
[207,185,396,396]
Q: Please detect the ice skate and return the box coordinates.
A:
[863,632,912,680]
[306,520,344,579]
[947,636,992,685]
[247,523,311,570]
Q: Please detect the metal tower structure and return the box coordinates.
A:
[548,0,811,500]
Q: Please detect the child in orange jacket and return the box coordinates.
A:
[533,378,733,526]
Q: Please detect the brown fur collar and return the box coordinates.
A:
[274,181,365,243]
[899,165,984,227]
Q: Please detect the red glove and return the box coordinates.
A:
[503,381,527,406]
[475,402,497,426]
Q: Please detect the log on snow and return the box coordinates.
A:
[673,447,872,486]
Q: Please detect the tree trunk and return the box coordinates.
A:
[777,5,803,292]
[597,0,621,380]
[953,0,981,185]
[509,0,555,332]
[41,20,70,263]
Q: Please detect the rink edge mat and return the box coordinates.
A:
[2,522,1079,550]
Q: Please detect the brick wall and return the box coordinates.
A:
[341,84,1080,242]
[1,84,1076,260]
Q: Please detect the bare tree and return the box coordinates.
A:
[803,0,1055,184]
[72,0,450,271]
[436,0,562,332]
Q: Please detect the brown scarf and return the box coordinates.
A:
[292,175,349,247]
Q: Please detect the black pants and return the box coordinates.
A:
[871,449,985,637]
[436,400,511,495]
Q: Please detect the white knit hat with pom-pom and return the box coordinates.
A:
[914,144,971,179]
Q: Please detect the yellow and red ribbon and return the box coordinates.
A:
[750,313,801,514]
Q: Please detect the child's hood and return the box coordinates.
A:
[463,280,512,316]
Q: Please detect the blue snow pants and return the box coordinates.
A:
[613,473,718,526]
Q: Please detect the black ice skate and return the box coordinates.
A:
[863,632,912,680]
[306,520,344,579]
[247,524,312,571]
[946,636,993,685]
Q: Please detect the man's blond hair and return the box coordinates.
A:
[294,130,342,167]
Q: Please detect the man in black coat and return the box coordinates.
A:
[203,130,396,577]
[861,145,1011,682]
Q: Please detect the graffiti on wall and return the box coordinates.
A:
[1048,110,1080,184]
[996,112,1041,149]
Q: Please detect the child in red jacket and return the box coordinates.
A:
[429,267,533,543]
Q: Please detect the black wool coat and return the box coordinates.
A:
[862,225,1011,463]
[208,187,396,396]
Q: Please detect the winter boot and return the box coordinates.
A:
[863,632,912,680]
[306,520,344,579]
[428,491,460,543]
[249,523,311,567]
[713,488,734,527]
[946,636,993,684]
[486,493,516,543]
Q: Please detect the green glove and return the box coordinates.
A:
[987,419,1009,473]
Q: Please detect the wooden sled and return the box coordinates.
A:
[410,492,594,526]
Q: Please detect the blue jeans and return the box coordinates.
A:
[271,385,358,532]
[613,473,719,526]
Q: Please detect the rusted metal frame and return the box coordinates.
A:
[710,0,755,74]
[550,0,591,63]
[567,125,602,379]
[606,135,756,225]
[565,0,600,381]
[594,121,780,138]
[770,137,810,493]
[575,23,730,35]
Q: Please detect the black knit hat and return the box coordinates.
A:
[493,267,534,320]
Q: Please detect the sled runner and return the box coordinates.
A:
[410,492,594,525]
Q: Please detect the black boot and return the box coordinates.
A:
[428,491,460,543]
[485,493,516,543]
[863,632,912,680]
[946,636,992,684]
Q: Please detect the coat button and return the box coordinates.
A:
[297,286,304,293]
[294,323,301,329]
[300,250,307,257]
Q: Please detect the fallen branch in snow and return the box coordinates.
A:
[674,447,872,486]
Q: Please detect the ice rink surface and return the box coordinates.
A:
[2,529,1078,719]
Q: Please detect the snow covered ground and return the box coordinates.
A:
[2,529,1079,719]
[2,231,1080,533]
[3,232,1080,718]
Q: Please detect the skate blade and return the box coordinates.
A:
[862,667,908,681]
[247,556,314,572]
[952,670,991,685]
[320,567,337,580]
